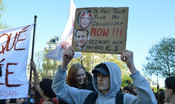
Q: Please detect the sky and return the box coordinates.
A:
[1,0,175,87]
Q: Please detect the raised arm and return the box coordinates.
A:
[121,49,157,104]
[52,46,92,104]
[30,61,45,99]
[61,46,74,69]
[121,49,137,73]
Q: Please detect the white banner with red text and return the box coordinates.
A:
[0,24,33,99]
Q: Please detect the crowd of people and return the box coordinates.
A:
[0,46,175,104]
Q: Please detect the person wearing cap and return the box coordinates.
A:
[52,46,157,104]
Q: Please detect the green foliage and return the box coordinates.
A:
[121,74,132,87]
[42,49,61,78]
[0,0,8,29]
[69,52,131,86]
[33,45,131,83]
[143,37,175,78]
[69,52,127,72]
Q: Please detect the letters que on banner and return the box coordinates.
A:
[0,25,33,99]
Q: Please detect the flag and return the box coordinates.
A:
[0,24,33,99]
[44,0,81,61]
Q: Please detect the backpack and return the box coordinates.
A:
[84,91,124,104]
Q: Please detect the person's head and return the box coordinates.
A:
[66,63,88,88]
[158,89,164,94]
[129,83,137,96]
[158,90,165,104]
[164,76,175,103]
[75,29,89,49]
[92,62,121,95]
[77,9,93,30]
[122,86,133,94]
[39,78,56,98]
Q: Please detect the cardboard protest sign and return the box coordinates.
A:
[72,7,128,54]
[0,25,33,99]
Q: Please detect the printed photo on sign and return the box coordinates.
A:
[74,9,94,50]
[72,7,129,54]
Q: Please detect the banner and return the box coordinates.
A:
[72,7,128,54]
[45,0,81,61]
[0,24,33,99]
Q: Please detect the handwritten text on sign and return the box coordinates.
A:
[0,25,33,99]
[72,7,128,54]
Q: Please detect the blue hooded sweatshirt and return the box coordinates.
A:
[52,62,157,104]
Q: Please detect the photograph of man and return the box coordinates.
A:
[74,29,89,50]
[77,9,94,31]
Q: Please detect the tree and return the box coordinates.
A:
[43,49,61,78]
[68,52,131,87]
[0,0,8,29]
[143,37,175,78]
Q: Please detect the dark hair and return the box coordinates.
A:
[157,90,165,104]
[39,78,56,98]
[66,63,88,87]
[75,29,89,37]
[165,76,175,94]
[129,83,137,96]
[123,86,133,94]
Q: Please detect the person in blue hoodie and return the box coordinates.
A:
[52,46,157,104]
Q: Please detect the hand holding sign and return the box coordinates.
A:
[61,46,74,69]
[121,49,137,74]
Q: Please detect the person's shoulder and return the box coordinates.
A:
[123,93,137,103]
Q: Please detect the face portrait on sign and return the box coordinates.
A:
[73,7,128,54]
[74,29,89,50]
[77,9,94,31]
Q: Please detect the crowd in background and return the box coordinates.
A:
[0,47,175,104]
[0,59,175,104]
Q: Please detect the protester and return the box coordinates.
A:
[74,29,89,50]
[164,76,175,103]
[59,63,94,104]
[66,63,94,90]
[122,86,133,94]
[28,82,35,104]
[0,99,6,104]
[129,83,137,96]
[0,66,6,104]
[157,90,166,104]
[30,61,59,104]
[52,46,157,104]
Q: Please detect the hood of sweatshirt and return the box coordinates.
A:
[92,62,121,97]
